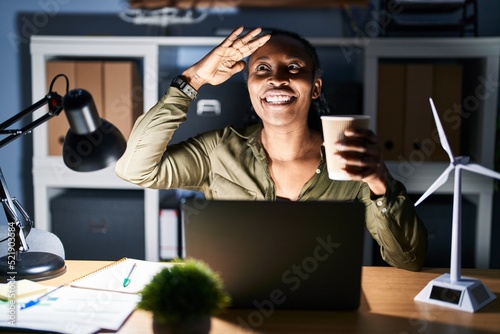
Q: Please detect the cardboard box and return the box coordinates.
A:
[46,60,142,155]
[46,61,105,155]
[46,61,76,156]
[75,61,104,113]
[103,61,143,139]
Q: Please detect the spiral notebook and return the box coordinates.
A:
[70,258,174,294]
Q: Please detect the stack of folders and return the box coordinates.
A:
[0,258,173,334]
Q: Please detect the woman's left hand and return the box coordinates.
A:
[334,128,387,195]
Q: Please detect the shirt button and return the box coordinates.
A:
[376,200,383,206]
[316,168,321,174]
[381,208,387,214]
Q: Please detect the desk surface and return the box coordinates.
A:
[40,261,500,333]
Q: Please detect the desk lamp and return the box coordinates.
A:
[413,98,498,312]
[0,74,126,281]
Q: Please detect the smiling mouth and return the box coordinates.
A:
[264,95,295,105]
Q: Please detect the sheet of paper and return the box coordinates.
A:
[1,319,100,334]
[0,279,48,300]
[0,285,140,334]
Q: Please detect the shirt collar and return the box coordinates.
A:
[229,123,262,140]
[229,123,267,161]
[229,123,326,162]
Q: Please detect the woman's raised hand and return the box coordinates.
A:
[181,26,271,90]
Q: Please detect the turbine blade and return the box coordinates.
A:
[429,98,454,162]
[414,164,455,206]
[462,163,500,180]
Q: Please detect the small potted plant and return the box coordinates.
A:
[138,258,231,334]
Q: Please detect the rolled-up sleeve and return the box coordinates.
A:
[115,87,192,188]
[363,174,428,271]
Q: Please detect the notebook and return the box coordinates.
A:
[181,199,366,311]
[70,258,173,294]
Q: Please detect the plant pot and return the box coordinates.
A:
[152,315,211,334]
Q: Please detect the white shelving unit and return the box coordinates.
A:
[30,36,162,261]
[30,36,500,267]
[364,38,500,268]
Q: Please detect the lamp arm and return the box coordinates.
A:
[1,199,29,253]
[0,74,68,261]
[12,197,34,228]
[1,168,29,255]
[0,92,63,149]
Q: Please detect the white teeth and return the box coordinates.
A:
[265,95,292,103]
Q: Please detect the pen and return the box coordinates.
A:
[123,263,137,287]
[20,284,65,310]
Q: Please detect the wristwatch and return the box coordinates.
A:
[170,76,197,101]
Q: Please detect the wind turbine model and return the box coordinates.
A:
[413,98,498,312]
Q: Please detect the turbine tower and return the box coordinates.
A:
[413,98,498,312]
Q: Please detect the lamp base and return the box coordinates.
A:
[414,273,496,312]
[0,251,66,282]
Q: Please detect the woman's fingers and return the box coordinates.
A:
[334,128,383,179]
[220,26,270,60]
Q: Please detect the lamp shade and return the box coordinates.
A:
[62,89,127,172]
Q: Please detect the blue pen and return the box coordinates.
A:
[20,284,65,310]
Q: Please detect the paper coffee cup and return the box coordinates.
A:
[321,115,371,181]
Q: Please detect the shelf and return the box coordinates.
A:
[33,157,138,189]
[129,0,370,8]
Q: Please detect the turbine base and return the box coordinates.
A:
[414,273,496,312]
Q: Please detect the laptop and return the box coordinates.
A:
[181,199,365,311]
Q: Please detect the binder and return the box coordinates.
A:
[377,63,406,160]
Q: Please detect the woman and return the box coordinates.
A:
[115,26,427,271]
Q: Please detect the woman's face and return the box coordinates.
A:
[246,35,322,129]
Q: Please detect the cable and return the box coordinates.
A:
[48,74,69,95]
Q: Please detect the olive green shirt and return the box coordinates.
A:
[116,87,427,271]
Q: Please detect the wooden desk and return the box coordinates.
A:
[41,261,500,333]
